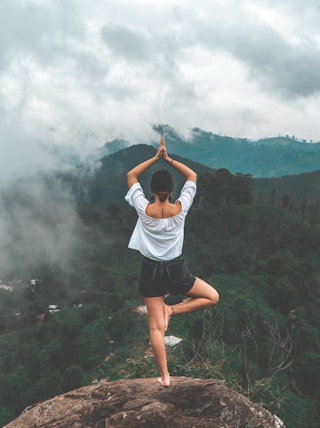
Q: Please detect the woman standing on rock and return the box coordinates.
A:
[125,137,219,387]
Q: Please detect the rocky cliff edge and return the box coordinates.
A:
[4,377,285,428]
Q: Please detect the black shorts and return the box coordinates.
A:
[139,255,196,298]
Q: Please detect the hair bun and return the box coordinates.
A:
[158,191,169,202]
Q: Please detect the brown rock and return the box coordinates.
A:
[4,377,285,428]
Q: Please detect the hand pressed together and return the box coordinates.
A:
[155,137,169,161]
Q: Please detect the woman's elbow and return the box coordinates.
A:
[127,171,137,188]
[189,172,197,183]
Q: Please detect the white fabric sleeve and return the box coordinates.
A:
[177,181,197,213]
[124,182,149,215]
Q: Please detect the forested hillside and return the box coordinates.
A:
[252,170,320,225]
[98,124,320,178]
[0,147,320,427]
[154,124,320,177]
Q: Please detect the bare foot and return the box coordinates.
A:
[157,376,170,387]
[163,304,173,332]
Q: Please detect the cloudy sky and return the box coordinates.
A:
[1,0,320,181]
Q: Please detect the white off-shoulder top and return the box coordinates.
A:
[125,181,196,261]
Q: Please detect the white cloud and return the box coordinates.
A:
[1,0,320,181]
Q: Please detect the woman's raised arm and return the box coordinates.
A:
[161,138,197,183]
[126,140,162,188]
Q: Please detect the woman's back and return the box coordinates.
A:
[145,200,181,219]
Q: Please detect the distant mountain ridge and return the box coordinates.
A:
[60,142,320,209]
[101,125,320,178]
[154,125,320,178]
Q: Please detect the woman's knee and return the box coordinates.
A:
[188,278,219,306]
[209,288,219,306]
[148,315,166,333]
[149,322,166,335]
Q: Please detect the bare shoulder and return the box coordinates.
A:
[173,200,182,215]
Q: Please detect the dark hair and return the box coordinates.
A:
[151,169,173,202]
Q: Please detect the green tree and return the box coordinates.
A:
[74,316,110,370]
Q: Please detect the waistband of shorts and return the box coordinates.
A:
[142,254,183,265]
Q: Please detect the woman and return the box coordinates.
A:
[125,137,219,387]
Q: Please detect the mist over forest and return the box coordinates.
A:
[1,135,320,427]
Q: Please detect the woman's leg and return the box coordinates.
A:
[144,296,171,387]
[164,277,219,320]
